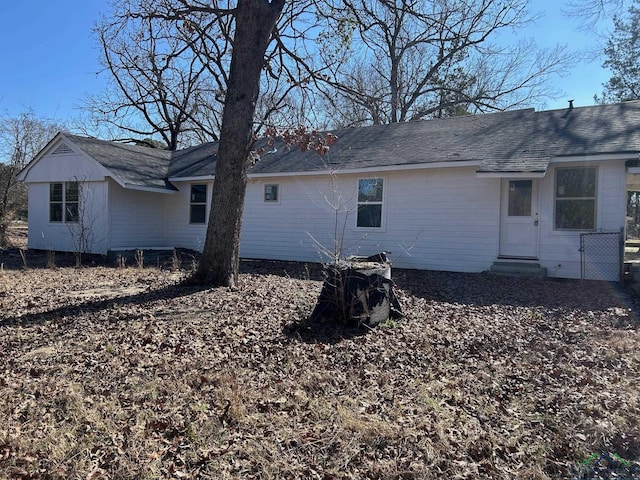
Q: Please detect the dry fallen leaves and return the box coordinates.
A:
[1,246,639,479]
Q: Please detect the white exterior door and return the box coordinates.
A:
[499,179,539,258]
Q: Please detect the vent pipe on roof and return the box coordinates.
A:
[568,99,574,109]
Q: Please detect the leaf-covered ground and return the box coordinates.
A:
[1,241,639,478]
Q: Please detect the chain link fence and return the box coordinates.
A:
[580,230,623,282]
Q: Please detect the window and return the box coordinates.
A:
[49,182,79,223]
[357,178,384,228]
[508,180,532,217]
[264,184,279,202]
[555,167,596,230]
[190,184,207,224]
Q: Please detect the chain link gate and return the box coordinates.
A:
[580,229,624,282]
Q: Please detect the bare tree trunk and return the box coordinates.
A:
[194,0,284,287]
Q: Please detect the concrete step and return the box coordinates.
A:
[489,261,547,278]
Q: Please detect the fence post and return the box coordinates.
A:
[580,233,585,280]
[620,227,625,284]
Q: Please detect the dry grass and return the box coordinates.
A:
[1,232,639,478]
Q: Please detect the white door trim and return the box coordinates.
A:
[499,179,540,258]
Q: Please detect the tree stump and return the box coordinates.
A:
[309,254,402,327]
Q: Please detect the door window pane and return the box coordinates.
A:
[508,180,532,217]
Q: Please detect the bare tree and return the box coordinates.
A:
[102,0,331,286]
[86,10,223,149]
[564,0,627,30]
[87,0,323,150]
[0,110,63,246]
[307,0,571,126]
[116,0,286,286]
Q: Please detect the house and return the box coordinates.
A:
[17,101,640,281]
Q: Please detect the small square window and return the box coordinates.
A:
[264,184,279,202]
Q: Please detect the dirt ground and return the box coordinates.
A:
[1,226,639,479]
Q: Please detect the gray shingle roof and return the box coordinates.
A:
[63,101,640,188]
[167,142,218,178]
[64,134,173,189]
[251,101,640,175]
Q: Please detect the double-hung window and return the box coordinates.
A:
[357,178,384,228]
[190,184,207,224]
[49,182,79,223]
[555,167,596,230]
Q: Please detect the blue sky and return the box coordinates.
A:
[0,0,614,125]
[0,1,107,123]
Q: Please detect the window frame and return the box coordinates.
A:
[356,177,385,229]
[264,184,280,203]
[49,181,80,224]
[554,166,597,231]
[189,183,208,225]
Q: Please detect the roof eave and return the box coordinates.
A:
[476,170,547,179]
[122,182,178,194]
[168,175,215,182]
[248,160,481,178]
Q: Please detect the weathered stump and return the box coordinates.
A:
[309,254,402,327]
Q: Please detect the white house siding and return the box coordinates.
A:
[26,181,109,254]
[405,168,500,272]
[21,146,112,254]
[538,161,626,280]
[162,181,210,251]
[240,167,501,273]
[107,179,172,250]
[20,150,110,184]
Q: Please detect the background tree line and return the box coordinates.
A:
[0,111,63,246]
